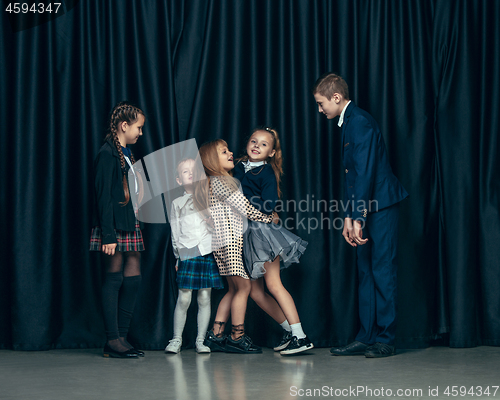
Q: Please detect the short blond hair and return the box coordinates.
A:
[312,72,350,100]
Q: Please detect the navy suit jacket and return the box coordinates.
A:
[341,102,408,221]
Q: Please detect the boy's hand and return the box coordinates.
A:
[342,218,357,247]
[353,220,368,246]
[272,211,280,224]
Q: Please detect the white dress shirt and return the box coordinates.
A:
[338,100,352,127]
[170,192,212,260]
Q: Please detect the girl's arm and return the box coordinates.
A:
[94,152,117,244]
[212,177,273,224]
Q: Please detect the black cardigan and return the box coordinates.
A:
[91,139,137,244]
[233,162,278,213]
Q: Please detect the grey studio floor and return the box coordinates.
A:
[1,346,499,400]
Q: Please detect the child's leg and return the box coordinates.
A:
[118,251,142,348]
[250,277,293,351]
[172,289,193,339]
[165,289,192,353]
[101,251,130,352]
[266,257,314,355]
[211,278,235,336]
[228,275,252,340]
[195,288,212,353]
[250,278,287,325]
[196,288,211,340]
[264,257,308,340]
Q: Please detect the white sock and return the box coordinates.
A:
[172,289,192,339]
[196,288,212,340]
[290,322,306,339]
[280,320,291,332]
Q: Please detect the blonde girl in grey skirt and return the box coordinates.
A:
[233,127,313,355]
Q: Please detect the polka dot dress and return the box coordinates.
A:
[209,176,273,279]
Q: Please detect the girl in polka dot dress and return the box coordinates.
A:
[193,139,274,354]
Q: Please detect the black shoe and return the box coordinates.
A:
[131,348,145,357]
[280,336,314,355]
[365,342,395,358]
[204,330,227,352]
[225,334,262,354]
[330,341,369,356]
[103,344,139,358]
[274,329,293,351]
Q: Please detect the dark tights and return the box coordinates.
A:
[102,251,142,352]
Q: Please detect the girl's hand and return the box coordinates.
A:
[272,211,280,224]
[175,260,179,272]
[102,243,117,256]
[203,216,214,229]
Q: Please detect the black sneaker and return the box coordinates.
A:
[225,334,262,354]
[203,330,226,352]
[273,330,293,351]
[280,336,314,355]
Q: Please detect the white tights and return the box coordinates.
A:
[172,288,211,341]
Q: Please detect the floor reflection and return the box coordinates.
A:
[164,347,316,399]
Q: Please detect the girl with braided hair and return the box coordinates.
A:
[90,101,146,358]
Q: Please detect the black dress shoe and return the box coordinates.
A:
[103,344,139,358]
[330,341,370,356]
[131,348,145,357]
[204,330,227,352]
[225,334,262,354]
[365,342,395,358]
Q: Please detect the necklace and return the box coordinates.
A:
[249,165,265,176]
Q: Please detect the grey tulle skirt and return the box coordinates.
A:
[243,220,308,279]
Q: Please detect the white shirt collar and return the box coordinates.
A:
[337,100,352,127]
[243,160,265,173]
[175,191,193,209]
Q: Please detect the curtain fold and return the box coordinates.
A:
[1,0,498,350]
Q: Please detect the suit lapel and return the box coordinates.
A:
[341,123,346,160]
[341,102,354,160]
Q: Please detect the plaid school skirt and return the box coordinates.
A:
[177,253,224,290]
[89,221,145,252]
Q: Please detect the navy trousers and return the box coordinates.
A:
[355,203,399,345]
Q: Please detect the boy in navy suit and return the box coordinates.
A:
[313,73,408,358]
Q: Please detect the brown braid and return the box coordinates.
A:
[105,101,145,206]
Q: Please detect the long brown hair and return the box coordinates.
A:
[193,139,238,217]
[104,101,145,206]
[236,126,284,198]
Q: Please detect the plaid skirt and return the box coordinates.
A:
[177,253,224,290]
[89,221,145,252]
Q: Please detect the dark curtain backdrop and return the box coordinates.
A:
[1,0,499,351]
